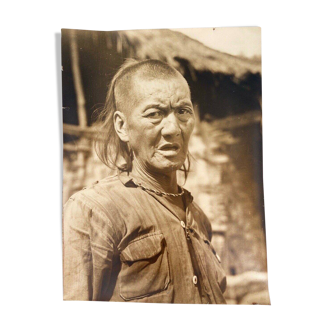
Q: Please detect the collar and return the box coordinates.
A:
[118,170,134,186]
[117,170,194,203]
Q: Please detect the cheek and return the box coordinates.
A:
[181,120,195,142]
[127,123,161,152]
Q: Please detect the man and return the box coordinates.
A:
[63,59,227,303]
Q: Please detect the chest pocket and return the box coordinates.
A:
[119,232,170,301]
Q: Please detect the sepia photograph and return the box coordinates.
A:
[62,27,269,304]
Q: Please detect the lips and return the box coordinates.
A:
[158,143,180,151]
[158,143,181,156]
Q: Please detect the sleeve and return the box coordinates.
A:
[63,196,115,301]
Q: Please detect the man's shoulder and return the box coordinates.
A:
[64,175,128,242]
[190,199,209,220]
[68,174,130,212]
[85,174,125,193]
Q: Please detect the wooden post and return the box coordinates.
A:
[69,29,87,129]
[69,29,89,191]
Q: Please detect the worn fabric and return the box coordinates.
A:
[63,172,227,303]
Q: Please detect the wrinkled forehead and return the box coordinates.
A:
[115,68,191,114]
[131,73,191,102]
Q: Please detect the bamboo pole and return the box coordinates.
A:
[63,123,101,139]
[69,29,89,189]
[69,30,88,128]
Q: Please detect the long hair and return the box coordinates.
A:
[94,59,192,180]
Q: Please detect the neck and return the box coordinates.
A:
[131,159,179,194]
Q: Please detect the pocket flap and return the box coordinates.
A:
[120,233,164,262]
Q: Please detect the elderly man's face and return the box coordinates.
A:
[124,74,195,174]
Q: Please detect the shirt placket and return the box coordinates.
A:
[142,189,211,304]
[184,200,212,304]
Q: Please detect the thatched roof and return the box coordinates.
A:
[116,29,261,80]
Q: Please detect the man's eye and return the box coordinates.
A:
[177,109,192,120]
[147,111,163,119]
[145,110,164,122]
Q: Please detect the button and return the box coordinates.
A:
[180,220,186,228]
[193,275,198,285]
[216,254,221,263]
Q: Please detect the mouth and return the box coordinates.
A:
[158,143,181,155]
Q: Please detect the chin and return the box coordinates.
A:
[152,160,185,174]
[150,153,187,174]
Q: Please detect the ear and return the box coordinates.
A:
[114,111,129,142]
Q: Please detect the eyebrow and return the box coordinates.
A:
[172,100,193,108]
[142,100,193,112]
[143,103,168,111]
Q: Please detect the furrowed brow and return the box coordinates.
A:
[143,103,168,111]
[172,100,193,108]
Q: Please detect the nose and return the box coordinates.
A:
[161,113,181,137]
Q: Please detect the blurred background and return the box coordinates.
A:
[62,27,269,304]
